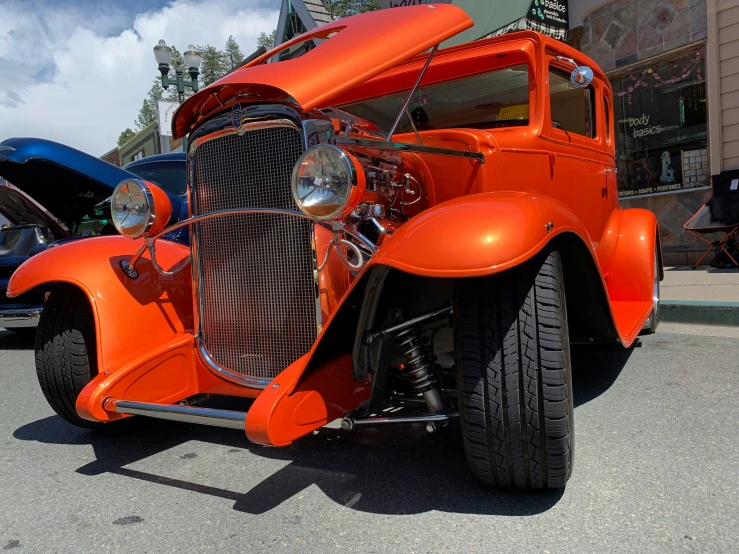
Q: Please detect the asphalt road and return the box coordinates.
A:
[1,324,737,553]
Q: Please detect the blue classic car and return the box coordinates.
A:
[0,138,186,332]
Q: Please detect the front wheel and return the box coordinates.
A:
[35,284,105,429]
[454,248,574,489]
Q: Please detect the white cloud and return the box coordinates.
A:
[0,0,280,156]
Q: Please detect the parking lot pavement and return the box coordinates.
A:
[1,327,738,554]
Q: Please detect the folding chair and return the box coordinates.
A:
[684,170,739,269]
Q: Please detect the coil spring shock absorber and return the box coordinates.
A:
[395,324,446,413]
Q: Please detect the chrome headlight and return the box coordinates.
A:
[111,179,155,239]
[291,145,365,220]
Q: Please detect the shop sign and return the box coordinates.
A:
[157,100,179,137]
[488,0,569,41]
[528,0,568,29]
[627,114,663,138]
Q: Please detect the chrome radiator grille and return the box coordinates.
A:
[190,123,317,383]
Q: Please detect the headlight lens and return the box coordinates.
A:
[111,179,153,238]
[291,145,362,220]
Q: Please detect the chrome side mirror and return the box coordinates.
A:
[555,56,594,88]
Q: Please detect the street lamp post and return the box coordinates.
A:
[153,40,202,150]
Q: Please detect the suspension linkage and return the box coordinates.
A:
[362,301,453,345]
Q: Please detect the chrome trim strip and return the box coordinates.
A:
[196,339,272,389]
[189,119,301,155]
[0,308,42,328]
[128,208,378,270]
[310,223,323,333]
[335,137,486,163]
[109,398,247,430]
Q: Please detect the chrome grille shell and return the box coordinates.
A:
[189,120,317,386]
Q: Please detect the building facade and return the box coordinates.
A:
[117,122,184,167]
[706,0,739,173]
[567,0,727,263]
[118,122,161,166]
[99,147,120,167]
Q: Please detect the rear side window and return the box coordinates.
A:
[549,67,596,138]
[604,95,611,144]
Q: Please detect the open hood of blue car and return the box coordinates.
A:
[0,137,136,230]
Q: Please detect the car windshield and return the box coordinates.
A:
[338,64,530,135]
[127,161,186,196]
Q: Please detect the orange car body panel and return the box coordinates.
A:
[146,180,174,235]
[7,236,194,374]
[9,24,660,443]
[173,4,473,138]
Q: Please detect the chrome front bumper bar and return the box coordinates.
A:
[104,398,247,430]
[0,307,42,328]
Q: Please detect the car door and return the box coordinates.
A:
[544,61,612,246]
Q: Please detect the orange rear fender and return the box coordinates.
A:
[596,208,660,342]
[7,236,194,375]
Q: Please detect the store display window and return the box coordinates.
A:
[611,47,708,198]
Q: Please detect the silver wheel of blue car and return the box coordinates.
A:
[454,247,574,489]
[35,284,106,429]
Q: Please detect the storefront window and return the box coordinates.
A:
[612,48,708,198]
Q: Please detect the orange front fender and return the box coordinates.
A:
[372,191,595,277]
[7,236,194,375]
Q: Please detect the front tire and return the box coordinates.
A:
[454,248,574,489]
[35,285,104,429]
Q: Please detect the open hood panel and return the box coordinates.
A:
[0,185,69,238]
[173,4,473,138]
[0,137,136,230]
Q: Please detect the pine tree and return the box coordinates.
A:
[117,128,136,147]
[136,100,156,131]
[257,30,276,50]
[199,45,228,86]
[135,79,164,130]
[224,35,244,70]
[323,0,379,19]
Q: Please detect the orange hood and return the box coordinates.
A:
[172,4,473,138]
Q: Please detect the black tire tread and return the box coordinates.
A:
[455,248,573,489]
[35,285,103,429]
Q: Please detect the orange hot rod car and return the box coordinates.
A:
[9,5,661,489]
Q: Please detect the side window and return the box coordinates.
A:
[549,66,596,138]
[604,95,611,144]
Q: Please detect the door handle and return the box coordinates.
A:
[600,168,618,174]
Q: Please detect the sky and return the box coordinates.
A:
[0,0,280,156]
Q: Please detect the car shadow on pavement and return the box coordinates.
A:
[0,330,35,350]
[12,343,634,517]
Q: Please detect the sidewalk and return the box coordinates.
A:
[663,266,739,302]
[661,266,739,325]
